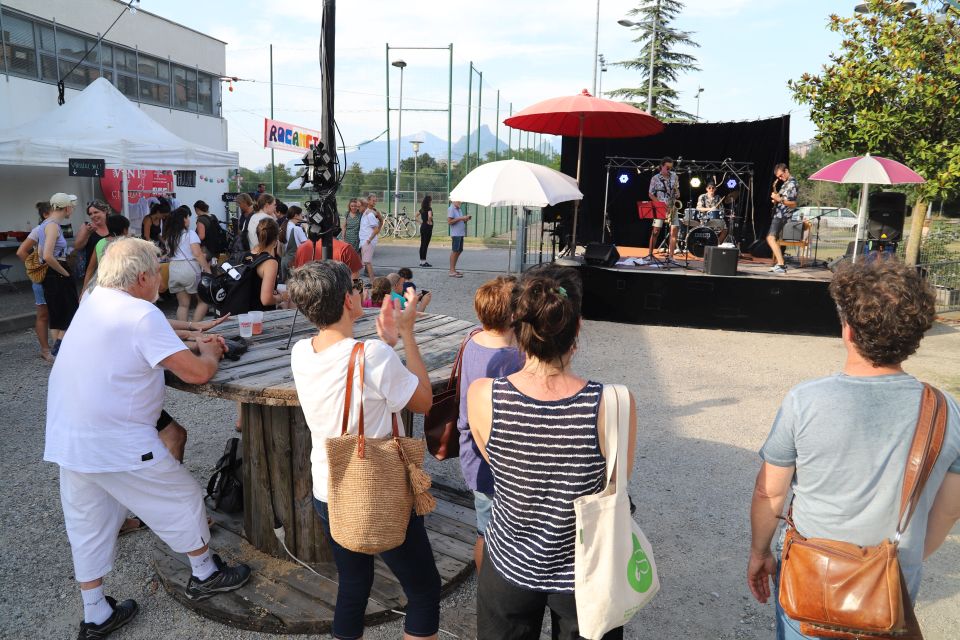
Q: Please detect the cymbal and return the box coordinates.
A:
[722,192,739,204]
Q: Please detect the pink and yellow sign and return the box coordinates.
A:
[264,118,322,153]
[100,169,174,213]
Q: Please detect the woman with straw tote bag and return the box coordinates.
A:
[574,384,660,639]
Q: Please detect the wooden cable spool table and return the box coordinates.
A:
[156,308,479,633]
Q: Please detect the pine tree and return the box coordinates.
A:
[608,0,700,121]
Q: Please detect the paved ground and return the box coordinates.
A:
[1,244,958,639]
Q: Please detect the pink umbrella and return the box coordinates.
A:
[808,154,924,262]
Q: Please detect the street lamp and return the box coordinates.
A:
[391,59,407,215]
[695,86,705,121]
[410,139,423,211]
[618,1,660,115]
[598,54,608,96]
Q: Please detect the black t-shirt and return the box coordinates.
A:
[420,208,432,225]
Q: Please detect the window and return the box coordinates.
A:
[137,55,169,81]
[116,74,138,99]
[2,14,37,77]
[139,78,169,106]
[198,73,213,114]
[113,47,138,74]
[173,65,197,110]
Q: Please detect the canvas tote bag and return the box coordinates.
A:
[325,341,436,554]
[574,384,659,639]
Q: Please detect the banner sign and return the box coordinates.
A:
[100,169,174,213]
[69,158,105,177]
[264,118,322,153]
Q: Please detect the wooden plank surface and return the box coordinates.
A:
[167,310,477,405]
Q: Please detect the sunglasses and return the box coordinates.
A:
[352,278,364,293]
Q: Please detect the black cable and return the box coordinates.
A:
[58,0,137,105]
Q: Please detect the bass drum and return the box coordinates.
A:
[686,226,718,258]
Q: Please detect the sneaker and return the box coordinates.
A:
[77,596,138,640]
[771,265,787,274]
[420,262,432,267]
[185,554,251,601]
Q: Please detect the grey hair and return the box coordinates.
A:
[367,193,377,200]
[97,237,160,290]
[287,260,352,329]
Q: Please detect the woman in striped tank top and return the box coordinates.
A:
[468,265,638,640]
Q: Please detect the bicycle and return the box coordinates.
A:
[378,207,419,239]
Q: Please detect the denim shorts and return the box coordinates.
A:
[451,235,464,253]
[474,491,494,537]
[768,215,790,239]
[33,282,46,305]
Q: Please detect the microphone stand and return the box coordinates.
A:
[720,159,752,250]
[806,208,835,268]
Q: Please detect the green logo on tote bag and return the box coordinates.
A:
[627,533,653,593]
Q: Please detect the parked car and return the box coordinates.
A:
[793,206,859,230]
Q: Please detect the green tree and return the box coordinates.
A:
[788,0,960,263]
[609,0,701,121]
[340,162,364,196]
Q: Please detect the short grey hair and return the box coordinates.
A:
[97,237,160,290]
[367,193,377,200]
[287,260,352,329]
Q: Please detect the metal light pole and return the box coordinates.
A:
[592,0,601,94]
[392,59,407,215]
[410,139,423,210]
[618,0,659,115]
[695,86,704,121]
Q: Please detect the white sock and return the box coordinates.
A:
[189,549,216,581]
[81,585,113,625]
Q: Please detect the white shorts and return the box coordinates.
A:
[59,456,210,582]
[652,218,664,229]
[167,260,200,295]
[361,241,376,264]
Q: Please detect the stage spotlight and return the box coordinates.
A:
[726,178,738,189]
[690,176,702,188]
[618,173,630,184]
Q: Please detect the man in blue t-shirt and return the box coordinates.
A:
[447,200,471,278]
[746,258,960,639]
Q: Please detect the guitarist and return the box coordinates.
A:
[766,163,798,274]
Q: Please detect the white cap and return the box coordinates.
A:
[50,193,78,208]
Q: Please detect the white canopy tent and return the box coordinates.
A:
[0,77,238,220]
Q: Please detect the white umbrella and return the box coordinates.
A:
[449,159,583,207]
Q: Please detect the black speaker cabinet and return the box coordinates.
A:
[704,245,739,276]
[584,243,620,267]
[782,220,805,242]
[868,191,906,242]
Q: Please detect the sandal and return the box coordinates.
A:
[40,350,55,364]
[448,272,463,278]
[119,517,149,536]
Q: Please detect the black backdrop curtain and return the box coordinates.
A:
[558,115,790,248]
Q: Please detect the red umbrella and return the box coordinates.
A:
[504,90,664,251]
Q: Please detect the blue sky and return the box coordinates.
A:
[152,0,855,169]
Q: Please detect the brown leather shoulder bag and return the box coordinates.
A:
[778,384,947,639]
[423,327,481,460]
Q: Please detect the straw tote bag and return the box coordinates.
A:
[423,327,481,460]
[25,248,48,284]
[574,384,659,639]
[325,341,436,554]
[778,384,946,640]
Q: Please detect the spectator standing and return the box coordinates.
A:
[457,276,523,571]
[82,214,132,297]
[75,200,111,285]
[44,238,251,640]
[447,200,471,278]
[246,194,276,252]
[467,265,637,640]
[418,195,434,267]
[287,260,440,640]
[359,194,382,281]
[16,201,54,362]
[40,193,81,356]
[280,205,308,279]
[747,258,960,640]
[343,198,363,255]
[234,193,255,253]
[193,200,225,262]
[141,198,171,246]
[162,206,210,323]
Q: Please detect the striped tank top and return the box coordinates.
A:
[484,377,605,593]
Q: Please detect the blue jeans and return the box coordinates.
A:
[314,498,441,640]
[474,491,494,537]
[773,560,814,640]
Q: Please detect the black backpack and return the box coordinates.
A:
[198,251,273,316]
[197,214,227,255]
[206,437,243,513]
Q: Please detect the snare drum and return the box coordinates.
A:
[704,210,726,231]
[683,208,701,226]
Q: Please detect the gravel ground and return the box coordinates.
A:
[1,245,958,639]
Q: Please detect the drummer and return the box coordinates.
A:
[696,183,727,244]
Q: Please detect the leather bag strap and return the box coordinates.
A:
[449,327,483,391]
[341,341,366,439]
[896,384,948,538]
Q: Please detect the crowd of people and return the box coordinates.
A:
[17,187,960,640]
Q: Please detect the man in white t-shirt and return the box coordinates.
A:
[43,238,252,640]
[358,193,382,281]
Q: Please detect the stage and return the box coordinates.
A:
[577,246,840,336]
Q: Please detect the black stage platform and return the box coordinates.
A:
[577,250,840,336]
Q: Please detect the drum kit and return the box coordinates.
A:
[676,191,741,258]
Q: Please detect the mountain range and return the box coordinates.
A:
[284,125,557,173]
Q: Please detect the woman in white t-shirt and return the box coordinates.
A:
[279,205,307,280]
[287,260,441,640]
[162,206,210,322]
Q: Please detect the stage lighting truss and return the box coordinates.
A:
[604,156,754,175]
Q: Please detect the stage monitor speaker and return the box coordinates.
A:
[704,245,739,276]
[584,243,620,267]
[782,220,804,242]
[868,191,906,242]
[746,239,772,259]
